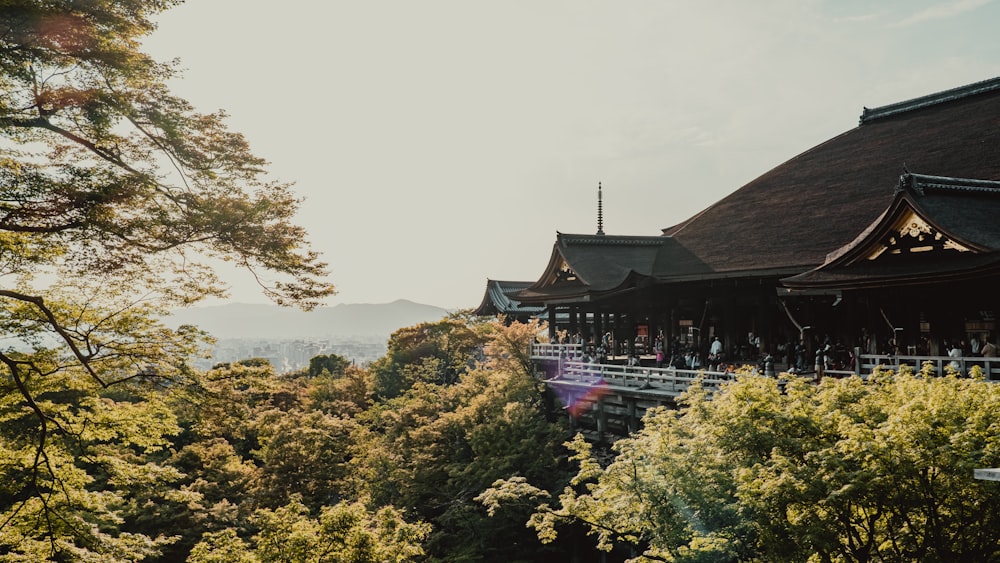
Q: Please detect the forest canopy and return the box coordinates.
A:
[484,363,1000,562]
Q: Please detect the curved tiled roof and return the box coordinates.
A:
[515,230,719,303]
[780,253,1000,290]
[472,279,546,317]
[666,78,1000,276]
[516,77,1000,305]
[904,173,1000,250]
[555,234,663,288]
[515,234,664,303]
[783,173,1000,289]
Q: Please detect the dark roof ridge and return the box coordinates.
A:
[898,171,1000,195]
[557,232,665,246]
[860,76,1000,124]
[485,279,534,286]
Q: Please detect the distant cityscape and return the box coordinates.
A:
[168,300,453,373]
[195,335,389,373]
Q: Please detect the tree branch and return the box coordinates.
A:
[0,289,105,386]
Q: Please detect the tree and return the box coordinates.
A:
[189,497,431,563]
[370,317,486,399]
[126,359,280,562]
[486,368,1000,562]
[307,353,350,378]
[305,364,372,417]
[133,357,360,562]
[252,408,359,512]
[0,292,206,560]
[0,2,333,559]
[356,319,572,561]
[0,2,331,306]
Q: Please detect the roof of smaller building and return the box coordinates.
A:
[515,233,716,304]
[901,173,1000,249]
[782,172,1000,289]
[515,234,660,303]
[472,279,547,317]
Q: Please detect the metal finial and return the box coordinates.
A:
[597,182,605,235]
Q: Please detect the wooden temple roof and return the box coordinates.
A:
[665,76,1000,277]
[516,233,714,303]
[782,173,1000,289]
[516,77,1000,305]
[472,279,547,317]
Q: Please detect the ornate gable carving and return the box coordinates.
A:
[866,210,972,261]
[541,258,582,287]
[554,259,579,283]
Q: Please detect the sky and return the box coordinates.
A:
[141,0,1000,310]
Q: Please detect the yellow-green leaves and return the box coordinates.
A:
[189,497,430,563]
[506,372,1000,562]
[0,0,335,542]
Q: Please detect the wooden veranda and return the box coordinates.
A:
[531,343,1000,442]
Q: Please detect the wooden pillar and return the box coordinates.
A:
[725,295,737,362]
[548,307,557,340]
[594,313,604,346]
[568,394,578,430]
[626,398,638,434]
[758,290,772,358]
[613,313,623,356]
[628,314,637,356]
[596,397,607,443]
[668,307,677,353]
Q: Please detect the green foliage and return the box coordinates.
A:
[0,297,569,561]
[370,318,486,399]
[498,372,1000,562]
[0,286,210,560]
[253,409,359,511]
[132,351,433,562]
[356,320,572,561]
[0,2,333,558]
[173,357,280,455]
[255,497,430,563]
[307,353,350,378]
[481,317,546,378]
[305,365,372,416]
[187,529,255,563]
[189,497,430,563]
[0,365,185,560]
[115,359,277,562]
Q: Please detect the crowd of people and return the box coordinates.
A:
[556,328,999,380]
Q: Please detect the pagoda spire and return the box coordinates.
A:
[596,182,605,235]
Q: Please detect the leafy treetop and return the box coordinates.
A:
[0,0,334,309]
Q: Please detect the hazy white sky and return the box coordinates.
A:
[142,0,1000,309]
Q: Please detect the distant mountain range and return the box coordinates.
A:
[165,300,451,340]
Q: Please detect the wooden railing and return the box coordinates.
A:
[530,342,582,360]
[530,344,1000,442]
[857,354,1000,380]
[532,343,736,395]
[531,344,1000,383]
[553,360,736,395]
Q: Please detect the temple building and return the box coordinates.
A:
[483,77,1000,371]
[471,279,546,324]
